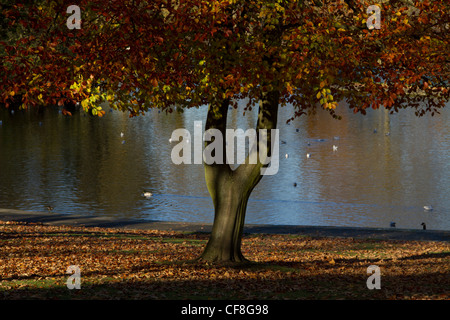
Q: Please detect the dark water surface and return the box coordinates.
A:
[0,100,448,230]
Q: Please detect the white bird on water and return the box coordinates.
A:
[333,145,338,151]
[142,192,153,198]
[423,205,433,211]
[306,153,311,158]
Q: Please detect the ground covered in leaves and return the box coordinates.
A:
[0,220,448,300]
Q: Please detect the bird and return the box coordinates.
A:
[281,140,287,144]
[421,222,427,230]
[296,128,300,132]
[423,205,433,211]
[285,153,289,158]
[390,222,396,228]
[120,132,124,137]
[306,153,311,158]
[293,183,297,187]
[333,145,338,151]
[46,206,54,212]
[142,192,153,198]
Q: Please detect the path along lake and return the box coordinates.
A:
[0,100,448,230]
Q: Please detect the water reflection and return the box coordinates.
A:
[0,100,448,230]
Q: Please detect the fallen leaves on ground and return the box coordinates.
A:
[0,220,448,300]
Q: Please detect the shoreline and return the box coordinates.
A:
[0,208,449,242]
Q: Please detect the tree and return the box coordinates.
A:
[1,0,448,262]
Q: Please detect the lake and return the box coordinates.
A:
[0,100,448,230]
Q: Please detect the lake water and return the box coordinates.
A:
[0,100,449,230]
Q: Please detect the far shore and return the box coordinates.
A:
[0,208,448,242]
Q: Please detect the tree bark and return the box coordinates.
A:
[200,90,280,263]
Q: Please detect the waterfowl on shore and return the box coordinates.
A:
[390,222,396,227]
[421,222,427,230]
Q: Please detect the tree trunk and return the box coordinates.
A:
[199,90,279,263]
[200,166,257,262]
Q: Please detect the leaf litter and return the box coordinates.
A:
[0,220,448,300]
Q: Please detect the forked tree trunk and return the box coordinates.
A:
[201,162,262,262]
[200,90,279,263]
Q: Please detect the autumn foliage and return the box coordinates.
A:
[0,0,448,117]
[0,221,449,300]
[0,0,449,263]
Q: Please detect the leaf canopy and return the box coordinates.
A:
[0,0,448,118]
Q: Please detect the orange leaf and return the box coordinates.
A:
[62,109,72,116]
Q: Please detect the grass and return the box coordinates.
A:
[0,220,449,300]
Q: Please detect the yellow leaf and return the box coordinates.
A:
[316,92,321,99]
[286,83,293,94]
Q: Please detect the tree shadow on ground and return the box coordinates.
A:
[1,260,448,300]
